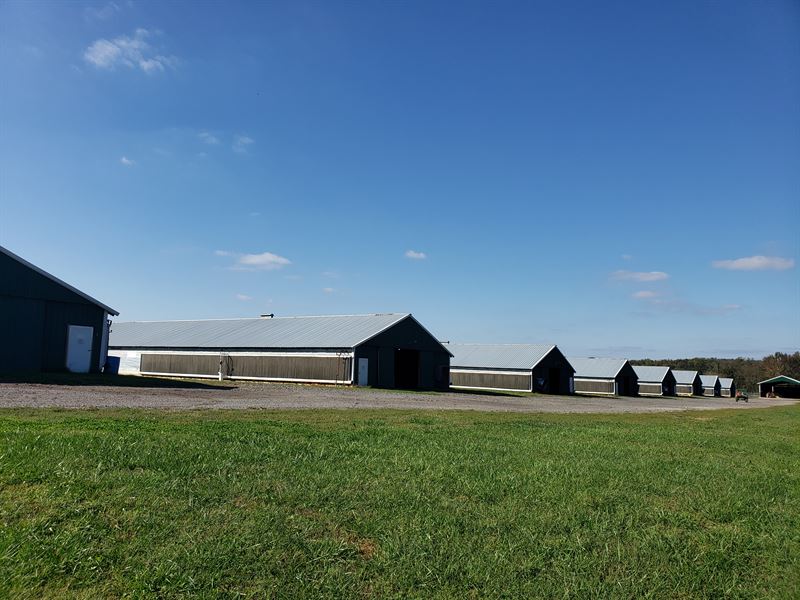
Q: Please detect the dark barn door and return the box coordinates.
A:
[548,368,561,394]
[394,349,420,389]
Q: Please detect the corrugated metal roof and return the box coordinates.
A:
[719,377,734,388]
[672,370,699,385]
[699,374,719,387]
[445,343,557,371]
[110,313,414,349]
[632,365,671,383]
[569,357,629,379]
[1,245,119,315]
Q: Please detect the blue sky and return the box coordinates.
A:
[1,0,798,358]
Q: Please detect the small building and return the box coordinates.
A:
[699,374,720,397]
[719,377,736,397]
[109,313,451,390]
[672,370,702,396]
[0,245,118,374]
[446,343,574,394]
[758,375,800,398]
[632,365,676,396]
[569,358,638,396]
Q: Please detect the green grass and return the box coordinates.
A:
[1,407,798,599]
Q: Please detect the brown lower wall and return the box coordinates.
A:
[140,353,352,382]
[574,379,615,394]
[450,371,531,391]
[638,383,663,396]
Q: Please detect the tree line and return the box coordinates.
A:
[635,352,800,393]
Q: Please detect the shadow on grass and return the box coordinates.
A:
[0,372,237,390]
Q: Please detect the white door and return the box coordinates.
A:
[66,325,94,373]
[357,358,369,386]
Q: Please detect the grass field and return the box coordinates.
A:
[1,406,798,599]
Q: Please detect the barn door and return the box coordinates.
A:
[66,325,94,373]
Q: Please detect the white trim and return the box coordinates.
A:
[450,368,532,377]
[451,384,532,393]
[129,349,352,358]
[138,371,353,385]
[574,390,616,396]
[228,375,352,384]
[573,377,616,383]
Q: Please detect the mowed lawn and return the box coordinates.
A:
[1,407,798,599]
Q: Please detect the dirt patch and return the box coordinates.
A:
[0,380,795,414]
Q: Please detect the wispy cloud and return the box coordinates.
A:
[633,291,742,316]
[611,270,669,282]
[405,250,427,260]
[233,135,255,154]
[120,156,135,166]
[621,254,633,261]
[198,131,220,145]
[84,28,179,74]
[235,293,253,301]
[84,1,122,22]
[322,287,335,294]
[216,250,291,271]
[711,255,794,271]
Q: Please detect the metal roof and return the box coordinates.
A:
[757,374,800,386]
[632,365,671,383]
[569,357,630,379]
[719,377,734,388]
[1,245,119,315]
[110,313,419,350]
[445,343,560,371]
[672,370,699,385]
[699,374,719,387]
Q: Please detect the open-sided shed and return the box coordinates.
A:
[446,343,574,394]
[0,245,118,374]
[758,375,800,398]
[569,358,638,396]
[109,313,451,390]
[719,377,736,397]
[632,365,676,396]
[672,370,702,396]
[699,374,720,397]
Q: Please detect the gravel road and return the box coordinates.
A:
[0,379,794,413]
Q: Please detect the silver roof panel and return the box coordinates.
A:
[632,365,671,383]
[446,343,557,371]
[569,357,630,379]
[699,374,719,387]
[672,370,699,385]
[719,377,734,388]
[110,313,413,349]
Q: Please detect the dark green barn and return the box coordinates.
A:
[0,246,118,374]
[109,313,451,390]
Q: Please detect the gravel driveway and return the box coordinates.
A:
[0,378,795,413]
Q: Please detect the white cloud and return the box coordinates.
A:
[120,156,135,166]
[235,293,253,301]
[322,287,335,294]
[214,249,233,257]
[632,290,658,299]
[198,131,219,145]
[611,270,669,282]
[233,135,255,153]
[405,250,427,260]
[84,2,122,22]
[236,251,291,271]
[84,28,178,74]
[711,255,794,271]
[621,254,633,261]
